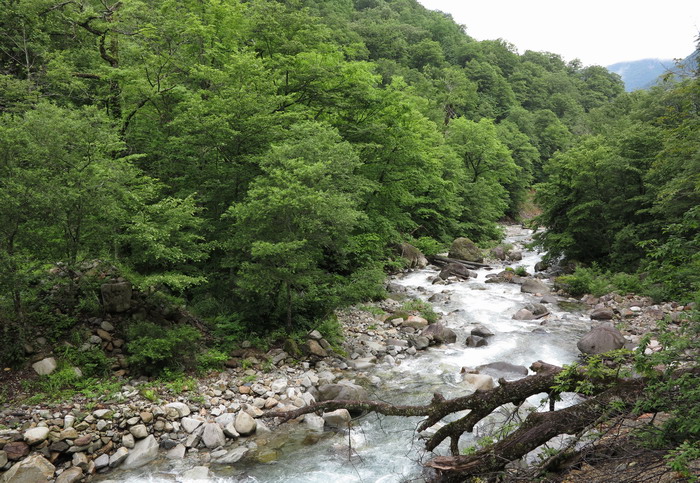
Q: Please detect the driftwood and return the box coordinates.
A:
[428,254,491,270]
[265,361,651,481]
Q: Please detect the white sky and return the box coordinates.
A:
[417,0,700,66]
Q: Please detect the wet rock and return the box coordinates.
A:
[122,435,159,469]
[465,335,488,347]
[524,303,548,316]
[512,308,535,320]
[23,426,50,445]
[323,409,351,429]
[439,263,475,280]
[476,362,529,379]
[399,243,428,269]
[183,466,210,480]
[471,325,494,338]
[577,323,626,355]
[31,357,57,376]
[539,295,558,304]
[215,447,248,464]
[520,278,549,294]
[420,323,457,344]
[166,444,186,460]
[304,413,325,431]
[411,336,430,350]
[2,454,55,483]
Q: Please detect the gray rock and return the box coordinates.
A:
[323,409,351,428]
[303,340,328,358]
[201,423,226,449]
[182,417,204,434]
[223,421,239,439]
[524,303,548,316]
[540,295,558,304]
[31,357,57,376]
[412,335,430,350]
[234,411,257,436]
[590,307,615,320]
[182,466,210,481]
[1,454,55,483]
[399,242,428,269]
[270,378,288,394]
[71,452,88,469]
[23,426,50,445]
[476,361,529,379]
[520,278,549,294]
[420,323,457,344]
[303,413,325,431]
[214,447,248,464]
[166,444,186,460]
[316,383,368,402]
[122,435,159,469]
[448,237,483,263]
[471,325,494,337]
[0,450,7,468]
[56,466,83,483]
[512,308,535,320]
[122,433,135,449]
[101,281,132,313]
[164,402,191,418]
[308,330,323,340]
[465,335,488,347]
[439,263,475,280]
[129,424,149,439]
[109,447,129,468]
[94,454,110,470]
[577,323,626,355]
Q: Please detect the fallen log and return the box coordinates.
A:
[428,255,491,270]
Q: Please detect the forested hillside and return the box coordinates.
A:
[0,0,631,363]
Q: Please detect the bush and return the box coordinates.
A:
[401,299,439,324]
[126,322,201,376]
[196,348,228,373]
[556,267,610,297]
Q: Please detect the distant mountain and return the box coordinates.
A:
[607,52,697,92]
[607,58,675,91]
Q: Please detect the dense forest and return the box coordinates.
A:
[1,0,699,480]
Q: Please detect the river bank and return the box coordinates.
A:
[0,225,689,483]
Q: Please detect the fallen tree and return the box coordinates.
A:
[265,358,697,481]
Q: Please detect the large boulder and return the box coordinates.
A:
[23,427,50,445]
[100,281,132,313]
[512,308,535,320]
[1,454,55,483]
[476,361,529,379]
[420,323,457,344]
[201,422,226,449]
[322,409,351,429]
[590,307,615,320]
[465,335,488,347]
[577,323,627,355]
[121,435,159,469]
[439,263,476,280]
[399,243,428,269]
[448,238,483,263]
[234,411,257,436]
[520,278,550,294]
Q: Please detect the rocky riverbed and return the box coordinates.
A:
[0,226,693,483]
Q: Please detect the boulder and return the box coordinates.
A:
[121,435,159,469]
[222,421,240,439]
[1,454,55,483]
[55,466,83,483]
[166,444,186,460]
[577,323,627,355]
[471,325,494,338]
[512,308,535,320]
[462,373,495,391]
[234,411,257,436]
[411,336,430,350]
[520,278,549,294]
[524,303,548,316]
[399,243,428,269]
[490,245,507,260]
[465,335,488,347]
[403,315,428,329]
[590,307,615,320]
[322,409,351,429]
[31,357,57,376]
[129,424,148,439]
[201,423,226,449]
[108,447,129,468]
[448,237,483,263]
[181,417,203,434]
[214,447,248,464]
[164,402,191,418]
[534,260,549,272]
[303,413,325,431]
[4,442,29,461]
[94,454,110,470]
[420,323,457,344]
[23,426,50,445]
[100,281,132,313]
[439,263,476,280]
[316,383,368,402]
[303,340,328,358]
[507,251,523,261]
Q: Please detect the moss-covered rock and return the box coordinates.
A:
[448,237,483,263]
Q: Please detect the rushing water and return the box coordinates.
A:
[103,226,590,483]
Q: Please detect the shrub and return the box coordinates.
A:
[126,322,201,376]
[401,299,439,324]
[196,348,228,373]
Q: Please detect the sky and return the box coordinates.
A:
[416,0,700,66]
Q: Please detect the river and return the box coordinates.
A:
[102,225,590,482]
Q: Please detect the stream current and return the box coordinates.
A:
[104,226,591,483]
